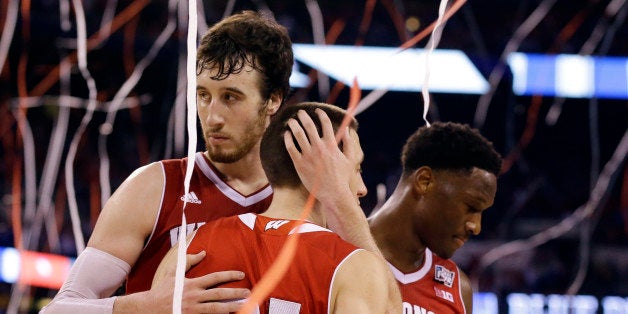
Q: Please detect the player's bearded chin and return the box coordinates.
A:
[205,113,266,163]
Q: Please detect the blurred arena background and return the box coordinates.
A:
[0,0,626,313]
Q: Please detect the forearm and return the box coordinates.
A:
[322,194,381,255]
[40,293,117,314]
[40,247,130,314]
[112,291,150,313]
[41,289,152,314]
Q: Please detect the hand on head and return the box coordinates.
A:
[284,108,359,204]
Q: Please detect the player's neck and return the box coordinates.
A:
[262,187,324,226]
[369,187,427,272]
[204,150,269,195]
[374,219,427,272]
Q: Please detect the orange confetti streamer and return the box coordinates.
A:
[29,0,150,97]
[399,0,467,50]
[11,154,22,250]
[500,95,542,174]
[12,0,32,252]
[327,0,467,105]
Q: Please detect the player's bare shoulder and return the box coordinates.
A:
[331,249,391,313]
[117,162,164,194]
[103,161,164,223]
[87,161,165,262]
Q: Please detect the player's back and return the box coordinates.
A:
[187,213,361,313]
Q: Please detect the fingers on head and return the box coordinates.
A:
[315,108,334,138]
[286,117,312,152]
[296,110,320,141]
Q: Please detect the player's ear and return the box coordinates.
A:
[413,166,432,196]
[266,92,282,115]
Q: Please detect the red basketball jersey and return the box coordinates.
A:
[390,248,466,314]
[125,152,273,293]
[186,213,361,313]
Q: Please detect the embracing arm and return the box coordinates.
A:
[42,162,251,314]
[38,247,130,314]
[332,250,402,313]
[41,162,164,313]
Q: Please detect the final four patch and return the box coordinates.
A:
[434,265,455,287]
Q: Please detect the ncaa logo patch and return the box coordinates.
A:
[434,265,455,287]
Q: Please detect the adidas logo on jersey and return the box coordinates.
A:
[265,220,290,231]
[180,191,202,204]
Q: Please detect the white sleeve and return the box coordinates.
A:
[40,247,131,314]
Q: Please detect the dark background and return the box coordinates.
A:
[0,0,626,312]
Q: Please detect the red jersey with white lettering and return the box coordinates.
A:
[390,248,466,314]
[186,213,362,313]
[125,152,273,293]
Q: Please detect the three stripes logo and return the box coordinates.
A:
[180,191,202,204]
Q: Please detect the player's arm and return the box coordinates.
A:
[331,250,402,314]
[459,268,474,313]
[285,109,403,308]
[284,109,378,252]
[41,162,163,313]
[41,163,248,313]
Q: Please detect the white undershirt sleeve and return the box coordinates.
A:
[40,247,131,314]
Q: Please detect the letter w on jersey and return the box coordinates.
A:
[169,222,206,246]
[265,220,290,231]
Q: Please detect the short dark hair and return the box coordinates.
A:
[197,10,293,101]
[401,122,502,177]
[261,102,358,188]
